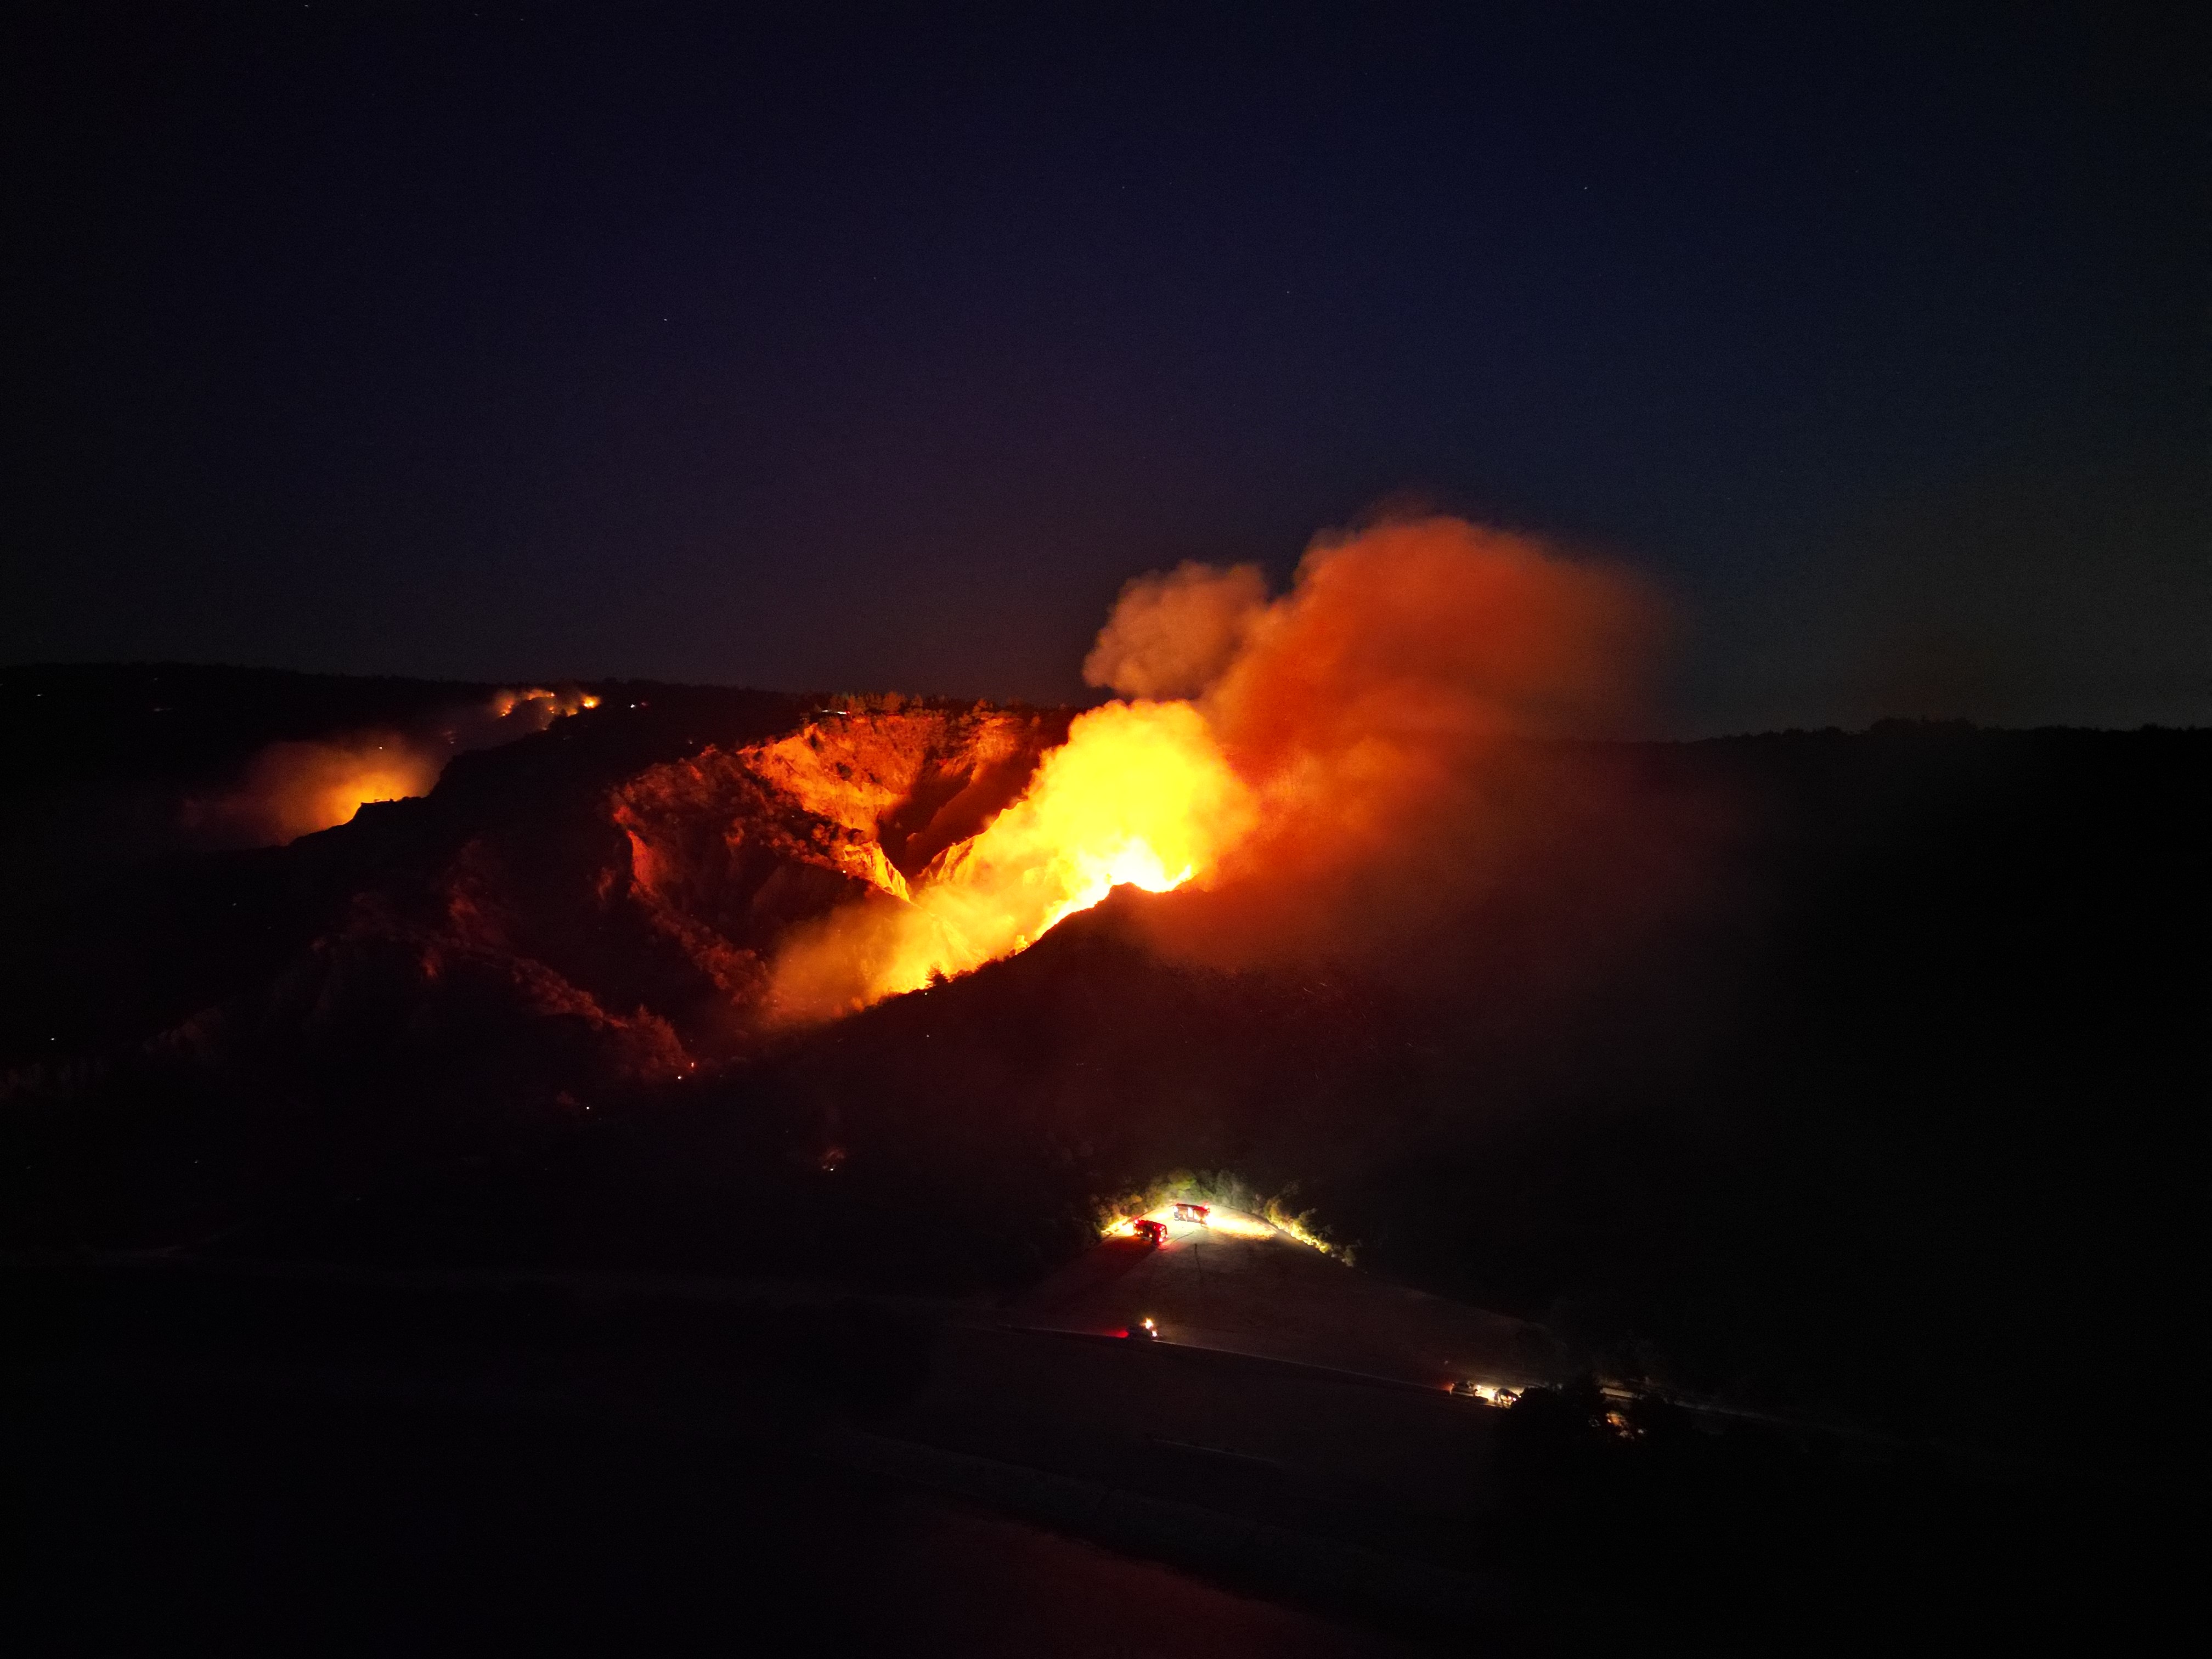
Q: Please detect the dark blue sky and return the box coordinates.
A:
[5,4,2202,730]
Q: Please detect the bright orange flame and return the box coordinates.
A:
[769,700,1254,1019]
[493,686,595,726]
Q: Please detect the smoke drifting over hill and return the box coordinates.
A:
[1117,517,1668,968]
[1082,560,1269,698]
[769,516,1668,1014]
[183,686,600,847]
[1094,517,1657,745]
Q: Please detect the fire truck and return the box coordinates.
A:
[1131,1218,1167,1246]
[1171,1202,1211,1224]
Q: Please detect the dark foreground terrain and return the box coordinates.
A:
[3,1252,2170,1655]
[7,1356,1417,1655]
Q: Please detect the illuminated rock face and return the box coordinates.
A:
[605,705,1070,1015]
[737,708,1063,885]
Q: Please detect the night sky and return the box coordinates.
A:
[5,4,2202,731]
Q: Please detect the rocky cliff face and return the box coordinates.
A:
[607,705,1070,1018]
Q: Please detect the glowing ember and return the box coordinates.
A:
[493,686,597,726]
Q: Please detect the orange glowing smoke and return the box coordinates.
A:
[188,685,602,847]
[1169,515,1654,884]
[768,514,1661,1020]
[281,740,441,832]
[1112,516,1663,968]
[769,699,1253,1019]
[187,733,443,845]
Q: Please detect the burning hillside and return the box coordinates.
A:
[0,517,1668,1105]
[761,516,1660,1022]
[763,698,1252,1020]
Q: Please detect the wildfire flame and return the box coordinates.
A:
[906,699,1251,953]
[493,686,599,725]
[769,699,1254,1017]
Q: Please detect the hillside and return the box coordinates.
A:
[1,669,2202,1486]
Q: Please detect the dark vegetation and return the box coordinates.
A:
[1480,1379,2164,1647]
[1,667,2201,1641]
[12,1258,1350,1656]
[3,1255,2162,1651]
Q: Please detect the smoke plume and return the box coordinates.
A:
[1128,515,1668,966]
[1083,561,1268,699]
